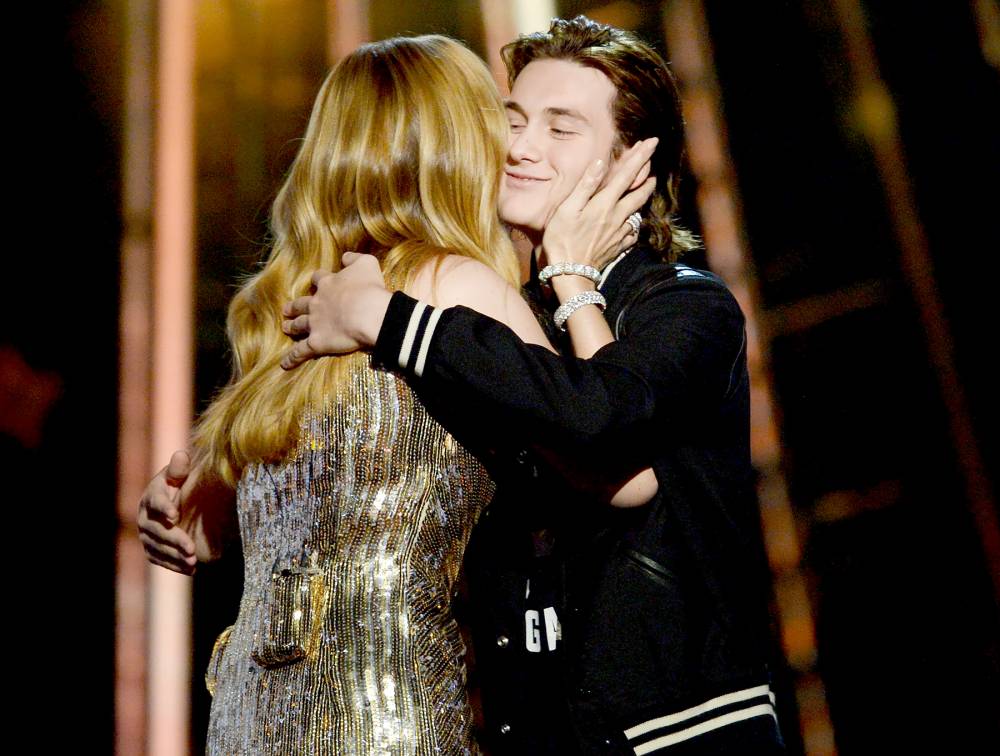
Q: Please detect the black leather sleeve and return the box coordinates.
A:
[372,278,745,457]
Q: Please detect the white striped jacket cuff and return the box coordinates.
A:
[395,300,441,378]
[624,683,778,754]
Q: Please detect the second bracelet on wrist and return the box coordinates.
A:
[553,290,607,331]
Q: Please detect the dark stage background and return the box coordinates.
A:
[4,1,997,752]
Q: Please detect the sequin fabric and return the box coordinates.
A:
[206,360,494,754]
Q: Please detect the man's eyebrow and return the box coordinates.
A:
[504,100,527,118]
[545,107,589,124]
[503,101,590,125]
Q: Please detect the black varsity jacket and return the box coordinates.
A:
[372,246,785,755]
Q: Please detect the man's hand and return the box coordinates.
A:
[281,253,393,370]
[138,450,198,575]
[543,137,658,270]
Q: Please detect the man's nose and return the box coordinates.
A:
[508,127,541,163]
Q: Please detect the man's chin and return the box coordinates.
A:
[498,209,543,239]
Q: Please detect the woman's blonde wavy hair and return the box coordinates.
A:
[193,35,519,487]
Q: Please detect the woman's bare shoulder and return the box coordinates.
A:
[408,254,552,350]
[408,254,507,308]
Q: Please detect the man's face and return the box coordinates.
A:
[498,59,619,240]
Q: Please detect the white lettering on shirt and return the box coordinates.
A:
[525,607,561,652]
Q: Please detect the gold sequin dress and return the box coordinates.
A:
[205,360,494,755]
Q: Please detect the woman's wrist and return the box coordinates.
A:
[551,272,597,303]
[538,261,601,287]
[538,237,597,269]
[553,290,607,331]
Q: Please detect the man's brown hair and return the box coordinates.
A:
[502,15,697,258]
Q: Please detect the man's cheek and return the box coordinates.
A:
[541,173,580,227]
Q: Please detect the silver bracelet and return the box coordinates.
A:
[553,290,607,331]
[538,262,602,287]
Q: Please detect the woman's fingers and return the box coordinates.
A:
[596,137,657,203]
[628,159,652,191]
[622,222,640,247]
[554,138,656,227]
[541,138,658,268]
[556,158,607,219]
[617,176,657,219]
[592,222,640,270]
[589,174,656,267]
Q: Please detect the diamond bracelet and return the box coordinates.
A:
[553,290,607,331]
[538,262,602,286]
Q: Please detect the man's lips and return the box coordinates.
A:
[504,170,549,186]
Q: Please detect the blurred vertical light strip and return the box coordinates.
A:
[973,0,1000,71]
[479,0,555,91]
[831,0,1000,609]
[327,0,369,63]
[116,0,154,752]
[661,2,836,754]
[510,0,556,35]
[148,0,197,754]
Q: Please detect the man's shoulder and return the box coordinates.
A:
[607,246,727,298]
[636,261,724,292]
[608,252,740,333]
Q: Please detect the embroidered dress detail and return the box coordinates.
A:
[206,357,494,754]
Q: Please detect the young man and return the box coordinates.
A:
[280,16,783,756]
[141,16,783,754]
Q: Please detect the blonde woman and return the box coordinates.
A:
[182,36,554,753]
[139,34,651,753]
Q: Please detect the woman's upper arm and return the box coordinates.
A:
[414,256,554,352]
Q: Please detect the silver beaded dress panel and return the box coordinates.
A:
[205,360,495,754]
